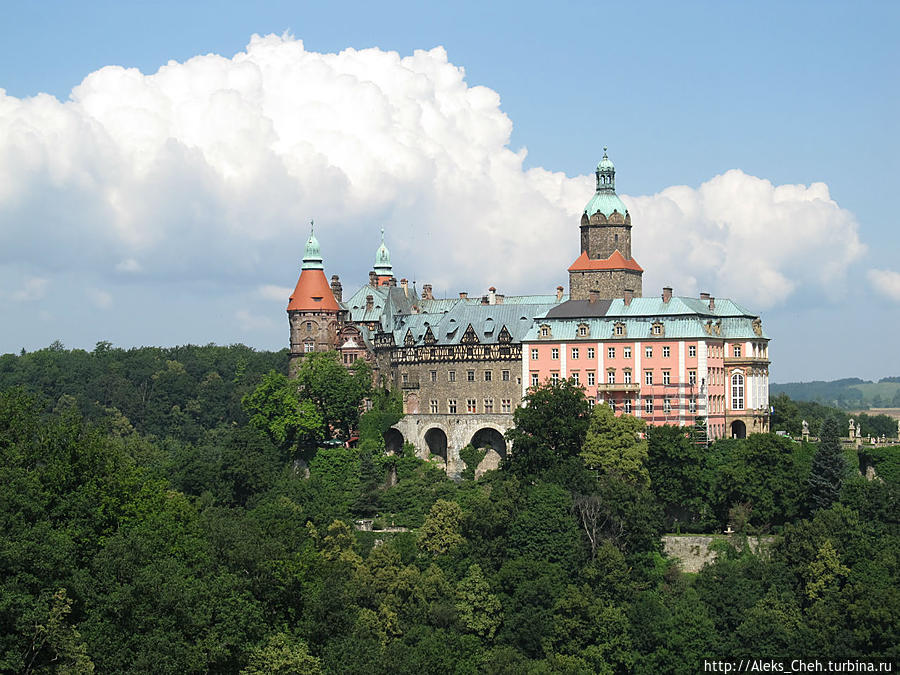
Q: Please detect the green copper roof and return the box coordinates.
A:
[585,148,627,218]
[374,228,392,274]
[302,221,324,270]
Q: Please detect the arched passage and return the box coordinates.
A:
[731,420,747,439]
[424,427,448,464]
[383,428,404,455]
[469,427,507,476]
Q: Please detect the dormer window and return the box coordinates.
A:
[614,322,626,337]
[539,324,551,338]
[651,322,664,337]
[577,323,589,337]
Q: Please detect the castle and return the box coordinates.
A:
[286,151,771,474]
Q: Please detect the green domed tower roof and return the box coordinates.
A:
[584,147,628,218]
[302,221,324,270]
[373,228,392,275]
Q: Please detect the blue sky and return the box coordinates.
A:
[1,1,898,382]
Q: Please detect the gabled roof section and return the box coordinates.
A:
[568,250,643,272]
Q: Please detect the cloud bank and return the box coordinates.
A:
[0,33,866,326]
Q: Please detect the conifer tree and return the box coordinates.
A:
[806,416,847,513]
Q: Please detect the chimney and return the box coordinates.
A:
[488,286,497,304]
[708,296,715,310]
[700,292,710,301]
[459,292,468,299]
[422,284,433,300]
[556,285,564,302]
[330,275,343,302]
[662,286,672,303]
[496,294,505,304]
[624,289,634,305]
[366,294,374,311]
[481,295,489,305]
[388,277,397,287]
[369,271,377,286]
[400,278,408,297]
[589,289,599,304]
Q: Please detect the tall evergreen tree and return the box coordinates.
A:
[807,416,847,513]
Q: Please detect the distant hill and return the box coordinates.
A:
[770,377,900,409]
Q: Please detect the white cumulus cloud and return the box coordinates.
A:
[0,33,868,317]
[6,276,50,302]
[868,268,900,302]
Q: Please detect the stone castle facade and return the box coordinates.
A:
[286,151,770,473]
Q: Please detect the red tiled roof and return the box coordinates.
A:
[287,269,341,312]
[567,250,643,273]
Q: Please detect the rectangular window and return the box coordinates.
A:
[571,372,579,385]
[430,400,438,414]
[624,370,632,384]
[645,346,653,358]
[551,348,559,360]
[502,370,510,381]
[531,373,539,387]
[588,398,595,408]
[501,399,511,413]
[571,347,579,360]
[448,399,457,414]
[624,347,632,359]
[607,370,616,384]
[689,398,696,414]
[531,348,539,360]
[587,347,595,359]
[467,370,475,382]
[551,372,559,384]
[624,399,632,414]
[645,370,653,385]
[587,371,595,386]
[467,399,477,413]
[663,371,671,385]
[663,346,670,358]
[449,370,456,382]
[689,345,697,357]
[484,370,492,382]
[430,370,437,382]
[304,343,314,353]
[306,321,312,331]
[402,373,409,384]
[733,345,742,358]
[615,325,623,335]
[689,370,697,385]
[608,347,616,359]
[732,373,745,410]
[484,398,494,413]
[664,398,671,413]
[645,397,654,414]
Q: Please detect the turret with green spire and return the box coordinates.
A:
[302,220,324,270]
[373,228,393,279]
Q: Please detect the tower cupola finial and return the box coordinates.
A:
[302,219,324,270]
[374,227,393,276]
[595,146,615,193]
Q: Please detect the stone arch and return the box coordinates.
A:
[731,420,747,439]
[383,428,404,455]
[469,427,507,476]
[424,427,448,465]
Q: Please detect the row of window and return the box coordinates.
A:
[409,369,512,383]
[602,397,699,415]
[531,344,700,361]
[432,399,513,414]
[530,369,700,387]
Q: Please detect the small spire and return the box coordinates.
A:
[302,220,324,270]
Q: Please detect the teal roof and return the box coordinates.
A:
[526,295,769,342]
[374,228,392,274]
[302,223,324,270]
[583,191,628,218]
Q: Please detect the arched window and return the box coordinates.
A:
[731,373,744,410]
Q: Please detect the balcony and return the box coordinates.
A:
[596,382,641,393]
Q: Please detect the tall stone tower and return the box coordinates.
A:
[568,149,643,300]
[287,224,342,375]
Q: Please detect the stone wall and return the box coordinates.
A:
[662,535,774,573]
[569,268,643,301]
[582,223,632,260]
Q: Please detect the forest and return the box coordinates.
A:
[1,342,898,673]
